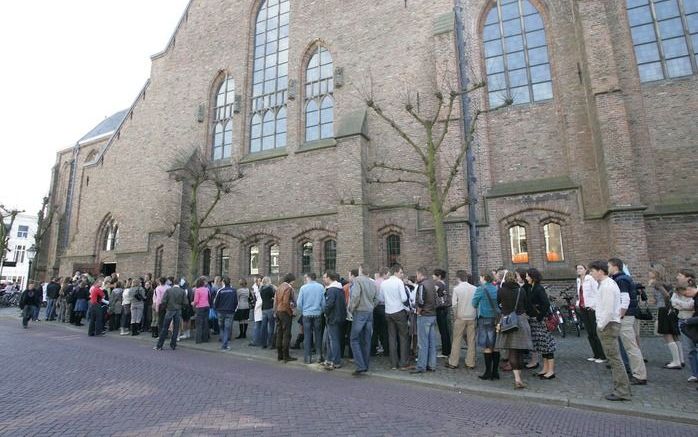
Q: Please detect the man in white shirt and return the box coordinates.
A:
[380,264,410,370]
[446,270,478,369]
[590,260,631,401]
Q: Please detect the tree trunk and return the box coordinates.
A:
[189,246,199,283]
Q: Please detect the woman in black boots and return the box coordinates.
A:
[235,279,251,339]
[472,272,500,380]
[73,280,90,326]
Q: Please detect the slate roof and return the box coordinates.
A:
[78,110,128,143]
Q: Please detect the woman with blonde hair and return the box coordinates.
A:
[259,276,276,348]
[649,263,682,369]
[235,279,251,339]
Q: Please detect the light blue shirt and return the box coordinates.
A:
[297,281,325,316]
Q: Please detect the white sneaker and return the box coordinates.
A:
[587,357,596,362]
[594,359,608,364]
[688,376,698,382]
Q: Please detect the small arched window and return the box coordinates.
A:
[202,248,212,276]
[509,225,529,264]
[250,0,290,153]
[386,234,401,267]
[324,239,337,272]
[269,244,280,275]
[301,242,313,274]
[543,223,565,262]
[483,0,553,107]
[249,245,260,275]
[626,0,698,82]
[305,47,334,141]
[218,247,230,277]
[212,76,235,160]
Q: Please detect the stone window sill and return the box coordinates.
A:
[296,138,337,154]
[240,148,288,164]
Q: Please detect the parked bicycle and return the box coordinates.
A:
[548,294,566,337]
[0,291,21,307]
[559,287,582,337]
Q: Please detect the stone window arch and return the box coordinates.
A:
[482,0,553,107]
[250,0,290,153]
[304,45,334,142]
[626,0,698,82]
[212,75,235,160]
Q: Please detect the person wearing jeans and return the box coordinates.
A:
[213,277,238,350]
[87,280,106,336]
[154,284,189,351]
[19,284,41,329]
[45,278,60,321]
[381,264,410,370]
[673,269,698,381]
[348,268,378,375]
[297,273,325,364]
[192,277,210,344]
[412,267,438,374]
[259,277,276,348]
[322,271,347,369]
[274,274,297,362]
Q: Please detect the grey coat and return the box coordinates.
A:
[109,288,123,314]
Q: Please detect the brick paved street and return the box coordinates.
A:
[1,314,697,437]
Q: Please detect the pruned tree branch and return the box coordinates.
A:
[445,199,471,215]
[368,161,426,176]
[366,101,428,164]
[366,177,428,187]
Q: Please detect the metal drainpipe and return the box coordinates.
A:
[454,0,480,276]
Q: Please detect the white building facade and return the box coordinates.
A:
[1,213,38,290]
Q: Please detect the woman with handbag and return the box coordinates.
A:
[472,272,500,380]
[235,279,251,339]
[649,264,683,369]
[527,268,556,380]
[495,272,533,389]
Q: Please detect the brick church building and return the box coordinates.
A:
[38,0,698,283]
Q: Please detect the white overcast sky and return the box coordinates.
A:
[0,0,190,214]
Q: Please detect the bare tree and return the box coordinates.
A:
[168,148,243,281]
[31,196,56,281]
[0,205,24,278]
[361,72,508,269]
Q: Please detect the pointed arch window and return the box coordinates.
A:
[483,0,553,107]
[626,0,698,82]
[301,241,313,274]
[212,76,235,160]
[102,220,119,252]
[324,239,337,271]
[250,0,290,153]
[386,234,401,267]
[305,46,334,141]
[509,225,529,264]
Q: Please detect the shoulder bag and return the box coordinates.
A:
[499,288,521,333]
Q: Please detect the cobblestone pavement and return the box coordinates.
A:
[1,314,697,436]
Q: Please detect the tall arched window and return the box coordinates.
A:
[305,47,334,141]
[102,220,119,252]
[301,242,313,274]
[483,0,553,107]
[212,76,235,160]
[249,245,260,275]
[627,0,698,82]
[269,244,280,274]
[202,248,212,276]
[324,239,337,272]
[154,246,164,278]
[509,225,529,264]
[543,222,565,262]
[218,247,230,277]
[250,0,290,153]
[386,234,401,267]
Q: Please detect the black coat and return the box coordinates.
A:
[19,289,41,309]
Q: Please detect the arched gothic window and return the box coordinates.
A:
[249,245,260,275]
[305,47,334,141]
[483,0,553,107]
[102,220,119,252]
[627,0,698,82]
[543,223,565,262]
[509,225,528,264]
[269,244,280,274]
[386,234,401,267]
[212,76,235,160]
[324,239,337,272]
[250,0,290,153]
[301,241,313,274]
[218,247,230,277]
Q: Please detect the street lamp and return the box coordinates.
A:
[26,245,37,284]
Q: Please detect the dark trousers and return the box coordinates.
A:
[157,308,166,333]
[276,312,292,359]
[341,320,352,358]
[22,306,36,327]
[386,310,409,368]
[157,310,181,349]
[121,305,131,329]
[87,304,103,336]
[142,303,152,330]
[110,313,121,331]
[195,307,210,343]
[302,315,322,363]
[436,307,451,355]
[578,308,606,359]
[371,304,389,355]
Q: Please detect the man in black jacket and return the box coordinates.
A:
[323,270,347,370]
[19,283,42,328]
[45,278,60,321]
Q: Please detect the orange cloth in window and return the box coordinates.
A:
[546,252,561,262]
[512,252,529,264]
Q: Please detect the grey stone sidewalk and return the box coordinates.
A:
[2,307,696,424]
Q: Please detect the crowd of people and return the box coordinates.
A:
[16,258,698,401]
